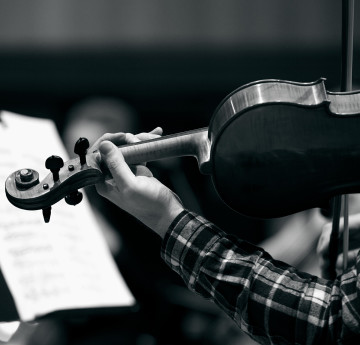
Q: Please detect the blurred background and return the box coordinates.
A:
[0,0,359,344]
[0,0,359,128]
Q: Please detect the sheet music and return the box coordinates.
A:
[0,111,135,321]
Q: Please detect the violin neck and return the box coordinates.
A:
[118,127,211,174]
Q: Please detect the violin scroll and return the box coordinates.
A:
[5,137,104,222]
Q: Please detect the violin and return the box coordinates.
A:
[5,78,360,222]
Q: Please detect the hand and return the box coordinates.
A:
[93,129,185,238]
[317,214,360,278]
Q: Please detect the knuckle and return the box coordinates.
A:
[99,133,113,141]
[102,132,126,142]
[125,133,139,143]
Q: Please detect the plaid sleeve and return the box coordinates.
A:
[161,210,360,345]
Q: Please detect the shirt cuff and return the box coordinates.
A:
[161,210,225,291]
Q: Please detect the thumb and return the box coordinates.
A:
[99,141,135,188]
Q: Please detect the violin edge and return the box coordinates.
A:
[209,78,329,143]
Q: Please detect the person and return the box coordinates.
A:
[90,129,360,345]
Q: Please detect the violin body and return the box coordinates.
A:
[209,79,360,217]
[6,78,360,219]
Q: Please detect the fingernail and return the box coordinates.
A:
[99,141,113,155]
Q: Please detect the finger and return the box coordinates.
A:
[136,133,162,141]
[99,140,136,189]
[90,133,126,152]
[150,127,163,135]
[136,127,163,141]
[337,214,360,235]
[122,133,150,167]
[317,223,332,257]
[348,213,360,227]
[124,133,141,144]
[336,249,359,270]
[319,218,360,255]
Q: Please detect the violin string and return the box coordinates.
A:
[340,0,354,273]
[329,196,342,280]
[343,195,349,271]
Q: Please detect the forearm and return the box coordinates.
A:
[161,211,355,344]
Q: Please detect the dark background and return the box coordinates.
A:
[0,1,359,344]
[0,0,359,133]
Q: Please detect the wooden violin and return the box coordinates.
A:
[6,78,360,221]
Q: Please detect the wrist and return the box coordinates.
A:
[152,203,185,238]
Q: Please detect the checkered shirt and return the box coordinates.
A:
[161,210,360,345]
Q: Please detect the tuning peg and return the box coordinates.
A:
[74,137,89,165]
[45,155,64,182]
[42,207,51,223]
[65,190,83,206]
